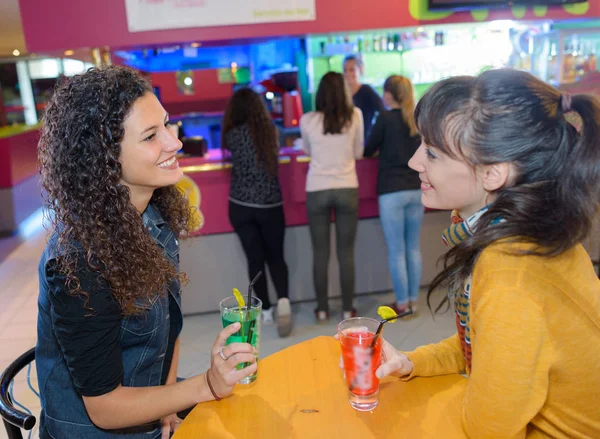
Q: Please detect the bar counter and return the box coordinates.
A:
[177,148,451,314]
[0,126,42,235]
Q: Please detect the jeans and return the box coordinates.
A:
[228,201,289,310]
[306,188,359,313]
[378,190,424,306]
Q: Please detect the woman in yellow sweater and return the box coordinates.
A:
[376,69,600,438]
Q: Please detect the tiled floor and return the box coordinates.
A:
[0,228,455,439]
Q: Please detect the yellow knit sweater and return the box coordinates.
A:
[406,241,600,438]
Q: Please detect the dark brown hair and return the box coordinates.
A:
[221,88,278,176]
[416,69,600,312]
[315,72,354,135]
[383,75,417,136]
[39,66,195,316]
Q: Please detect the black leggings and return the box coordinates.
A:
[228,201,289,310]
[306,188,359,313]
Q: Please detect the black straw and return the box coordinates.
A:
[370,310,413,348]
[247,271,263,311]
[245,271,263,344]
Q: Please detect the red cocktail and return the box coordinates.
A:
[338,317,383,411]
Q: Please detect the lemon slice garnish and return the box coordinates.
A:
[233,288,246,308]
[377,305,399,322]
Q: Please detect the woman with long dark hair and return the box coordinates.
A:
[375,69,600,437]
[300,72,364,322]
[37,66,256,439]
[364,75,423,315]
[222,88,292,337]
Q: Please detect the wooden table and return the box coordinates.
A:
[174,336,468,439]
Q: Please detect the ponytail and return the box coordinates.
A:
[383,75,417,136]
[559,94,600,239]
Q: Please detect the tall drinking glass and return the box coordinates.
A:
[219,296,262,384]
[338,317,383,411]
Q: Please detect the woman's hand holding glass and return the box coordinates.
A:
[375,339,414,379]
[334,334,414,379]
[207,323,257,399]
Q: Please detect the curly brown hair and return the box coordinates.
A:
[39,66,194,316]
[221,88,278,176]
[315,72,355,135]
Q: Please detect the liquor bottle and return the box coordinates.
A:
[563,41,576,83]
[547,42,557,83]
[588,43,598,72]
[381,34,388,52]
[373,35,380,52]
[393,33,402,51]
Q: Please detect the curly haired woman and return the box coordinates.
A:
[36,66,256,439]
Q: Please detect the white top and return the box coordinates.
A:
[300,108,364,192]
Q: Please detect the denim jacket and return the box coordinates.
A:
[36,204,183,438]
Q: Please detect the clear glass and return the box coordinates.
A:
[337,317,383,411]
[219,296,262,384]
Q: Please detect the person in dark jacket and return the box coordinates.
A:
[364,75,423,315]
[343,54,385,140]
[36,66,256,439]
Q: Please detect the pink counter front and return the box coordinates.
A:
[177,148,451,315]
[179,148,379,236]
[0,128,42,235]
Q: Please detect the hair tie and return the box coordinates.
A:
[205,368,222,401]
[561,93,573,113]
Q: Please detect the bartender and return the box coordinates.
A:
[343,54,385,139]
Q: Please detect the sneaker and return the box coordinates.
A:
[262,308,274,325]
[276,298,293,338]
[388,303,416,319]
[408,301,419,314]
[341,308,357,320]
[314,309,329,323]
[388,303,409,315]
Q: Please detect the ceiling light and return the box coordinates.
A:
[12,49,20,56]
[190,42,201,48]
[64,50,74,56]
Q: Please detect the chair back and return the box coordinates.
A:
[0,348,36,439]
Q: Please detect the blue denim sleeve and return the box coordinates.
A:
[45,257,124,397]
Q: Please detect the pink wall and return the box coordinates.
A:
[0,129,40,189]
[20,0,600,53]
[151,70,232,114]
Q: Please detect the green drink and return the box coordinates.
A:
[219,296,262,384]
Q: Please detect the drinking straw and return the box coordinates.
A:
[245,271,263,344]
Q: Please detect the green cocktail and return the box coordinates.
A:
[219,296,262,384]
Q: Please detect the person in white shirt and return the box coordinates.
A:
[300,71,364,323]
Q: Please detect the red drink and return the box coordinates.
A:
[340,330,382,395]
[338,318,383,411]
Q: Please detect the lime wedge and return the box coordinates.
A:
[233,288,246,308]
[377,305,399,322]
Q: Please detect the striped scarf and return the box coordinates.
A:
[441,207,490,375]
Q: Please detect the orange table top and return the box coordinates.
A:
[174,336,468,439]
